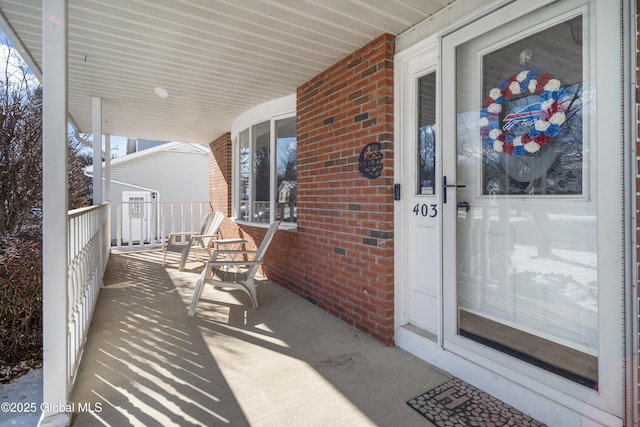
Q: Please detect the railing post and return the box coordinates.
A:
[116,203,122,250]
[92,96,102,205]
[104,135,111,201]
[41,0,70,425]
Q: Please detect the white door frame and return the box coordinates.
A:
[394,0,631,425]
[122,191,151,243]
[394,39,442,340]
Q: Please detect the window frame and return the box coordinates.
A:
[232,107,296,228]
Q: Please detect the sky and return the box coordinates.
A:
[107,136,129,158]
[0,28,131,159]
[71,127,130,159]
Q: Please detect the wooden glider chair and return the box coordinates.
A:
[162,211,224,271]
[188,220,281,315]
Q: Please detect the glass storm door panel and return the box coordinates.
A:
[442,0,624,418]
[459,15,596,385]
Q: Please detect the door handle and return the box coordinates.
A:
[457,201,470,212]
[442,176,466,203]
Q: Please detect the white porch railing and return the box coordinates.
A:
[109,201,212,250]
[65,201,210,387]
[67,203,110,385]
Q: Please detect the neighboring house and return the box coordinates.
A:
[85,141,210,244]
[126,138,167,155]
[276,180,296,222]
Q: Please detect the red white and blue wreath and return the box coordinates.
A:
[480,69,568,156]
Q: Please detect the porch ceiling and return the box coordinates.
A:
[0,0,453,145]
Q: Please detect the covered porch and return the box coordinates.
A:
[0,0,635,425]
[69,250,447,426]
[0,1,460,424]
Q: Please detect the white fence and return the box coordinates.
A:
[67,204,110,384]
[109,201,212,250]
[65,201,210,385]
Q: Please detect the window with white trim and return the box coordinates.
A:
[235,115,296,224]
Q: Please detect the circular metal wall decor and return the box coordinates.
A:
[358,142,383,179]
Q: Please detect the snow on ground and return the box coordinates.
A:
[0,369,42,426]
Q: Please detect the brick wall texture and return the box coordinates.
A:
[208,132,237,241]
[208,33,396,345]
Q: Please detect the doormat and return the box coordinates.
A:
[407,378,546,427]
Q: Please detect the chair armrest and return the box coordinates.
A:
[192,232,220,239]
[211,249,258,257]
[214,238,246,245]
[167,231,220,246]
[166,232,193,245]
[207,249,259,265]
[207,260,263,267]
[167,230,201,243]
[214,238,247,250]
[168,231,195,237]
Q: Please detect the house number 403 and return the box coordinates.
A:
[413,203,437,218]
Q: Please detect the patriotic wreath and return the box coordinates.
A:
[479,69,568,156]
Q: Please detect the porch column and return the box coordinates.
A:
[104,134,111,201]
[92,96,102,204]
[40,0,70,426]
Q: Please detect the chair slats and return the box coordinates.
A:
[188,221,281,314]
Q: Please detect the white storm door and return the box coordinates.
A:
[441,0,624,421]
[122,191,150,244]
[397,45,441,335]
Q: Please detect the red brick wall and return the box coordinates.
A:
[208,33,396,345]
[208,132,231,212]
[281,33,396,344]
[208,132,237,240]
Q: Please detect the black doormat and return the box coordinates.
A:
[407,378,547,427]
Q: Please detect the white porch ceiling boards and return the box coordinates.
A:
[0,0,453,144]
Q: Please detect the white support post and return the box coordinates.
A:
[104,134,111,255]
[100,134,110,288]
[104,134,111,201]
[92,96,102,205]
[40,0,70,426]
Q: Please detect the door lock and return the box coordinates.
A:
[442,176,466,203]
[457,201,471,212]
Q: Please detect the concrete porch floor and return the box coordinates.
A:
[69,251,449,426]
